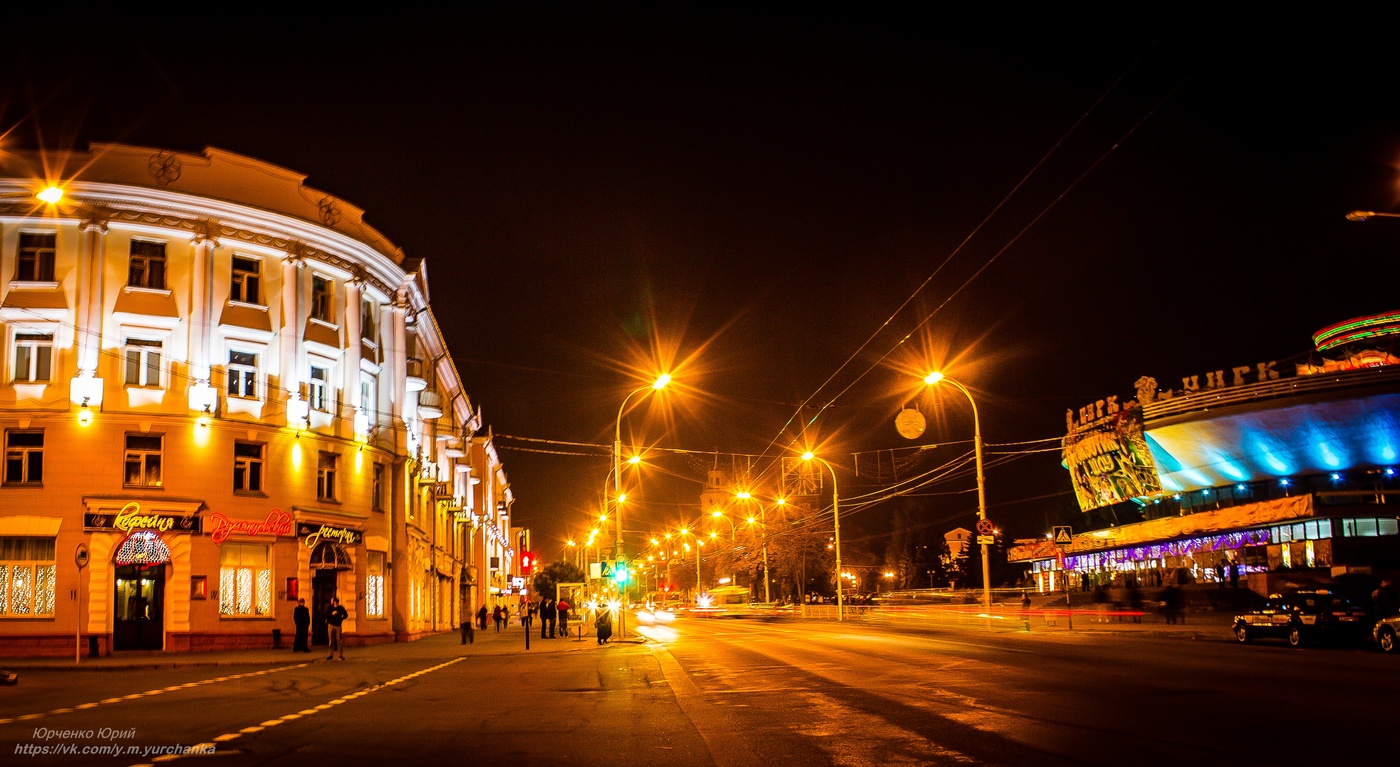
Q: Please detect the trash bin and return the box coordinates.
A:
[272,628,282,649]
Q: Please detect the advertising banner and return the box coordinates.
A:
[1063,403,1161,512]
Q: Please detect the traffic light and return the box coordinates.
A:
[613,566,629,585]
[521,551,533,572]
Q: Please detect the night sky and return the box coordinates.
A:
[4,13,1396,563]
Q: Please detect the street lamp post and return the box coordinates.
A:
[737,492,778,604]
[924,371,992,625]
[801,452,843,622]
[613,374,671,590]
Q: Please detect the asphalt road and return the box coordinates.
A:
[0,614,1391,767]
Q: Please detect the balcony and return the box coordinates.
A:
[417,389,444,419]
[405,356,427,392]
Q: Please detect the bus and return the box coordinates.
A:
[693,586,757,618]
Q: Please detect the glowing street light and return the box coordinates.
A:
[801,451,844,621]
[924,371,991,624]
[613,374,669,575]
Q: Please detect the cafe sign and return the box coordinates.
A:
[208,509,294,544]
[85,502,200,533]
[297,522,362,549]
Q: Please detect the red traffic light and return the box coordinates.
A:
[521,552,533,571]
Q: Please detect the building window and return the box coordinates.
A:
[311,275,333,323]
[360,373,377,419]
[11,333,53,383]
[372,463,386,512]
[219,543,271,617]
[3,430,43,485]
[366,551,385,619]
[230,255,261,304]
[361,297,378,343]
[123,434,163,488]
[15,233,56,282]
[127,240,167,290]
[317,452,338,501]
[123,339,163,388]
[227,350,258,399]
[233,441,264,493]
[309,366,329,412]
[0,537,56,616]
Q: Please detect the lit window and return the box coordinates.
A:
[230,255,261,304]
[309,366,329,412]
[12,333,53,383]
[233,441,264,493]
[366,551,386,619]
[317,452,338,501]
[219,543,271,617]
[123,434,163,488]
[3,430,43,485]
[15,233,56,282]
[360,372,377,418]
[311,275,333,323]
[0,537,56,616]
[127,240,166,290]
[123,339,163,388]
[227,350,258,399]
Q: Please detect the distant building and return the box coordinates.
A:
[0,144,517,656]
[1012,312,1400,595]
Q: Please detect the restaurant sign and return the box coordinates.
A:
[207,509,295,544]
[297,522,362,549]
[85,502,200,533]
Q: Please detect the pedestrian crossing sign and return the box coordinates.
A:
[1053,526,1073,546]
[599,562,613,578]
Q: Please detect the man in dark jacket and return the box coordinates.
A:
[293,598,311,653]
[326,596,348,660]
[541,598,556,639]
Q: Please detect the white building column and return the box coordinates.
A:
[74,219,107,377]
[344,279,363,436]
[281,255,305,424]
[187,234,218,411]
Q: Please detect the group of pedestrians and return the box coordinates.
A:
[536,597,572,639]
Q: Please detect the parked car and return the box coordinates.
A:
[1233,589,1369,647]
[1373,614,1399,653]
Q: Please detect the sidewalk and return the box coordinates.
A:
[1,619,641,672]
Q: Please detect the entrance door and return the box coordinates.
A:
[311,570,337,646]
[114,565,165,650]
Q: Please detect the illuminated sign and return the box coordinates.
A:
[297,522,363,549]
[207,509,294,544]
[85,502,199,533]
[1063,404,1161,512]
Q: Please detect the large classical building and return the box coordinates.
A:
[0,144,520,656]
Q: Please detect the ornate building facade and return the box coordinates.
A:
[0,144,518,656]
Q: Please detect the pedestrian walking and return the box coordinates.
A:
[477,605,489,631]
[1127,584,1144,624]
[461,614,474,645]
[595,607,613,645]
[1020,591,1032,632]
[293,598,311,652]
[557,599,571,638]
[326,596,348,660]
[493,605,504,632]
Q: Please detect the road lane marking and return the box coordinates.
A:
[0,662,310,726]
[132,657,465,767]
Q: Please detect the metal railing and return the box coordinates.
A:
[1143,365,1400,422]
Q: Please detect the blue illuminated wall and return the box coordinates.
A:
[1144,392,1400,494]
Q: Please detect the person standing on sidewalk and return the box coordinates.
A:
[1020,592,1032,632]
[557,599,571,638]
[293,599,311,653]
[326,597,348,660]
[461,614,474,645]
[493,605,504,632]
[477,605,489,631]
[541,598,557,639]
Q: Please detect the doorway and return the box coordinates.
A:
[312,569,338,646]
[113,565,165,650]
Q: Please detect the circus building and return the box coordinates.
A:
[0,144,519,656]
[1011,311,1400,595]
